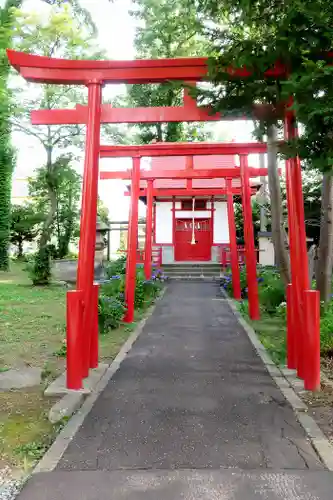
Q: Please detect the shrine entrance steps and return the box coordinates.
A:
[16,282,333,499]
[163,262,221,280]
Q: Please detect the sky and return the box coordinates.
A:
[12,0,256,221]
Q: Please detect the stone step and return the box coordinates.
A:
[163,265,221,271]
[164,269,221,274]
[167,276,220,281]
[165,270,221,277]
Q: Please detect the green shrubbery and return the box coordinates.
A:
[222,265,333,358]
[98,296,126,331]
[221,266,286,315]
[104,255,127,278]
[26,247,52,286]
[257,268,285,314]
[320,301,333,355]
[98,258,164,333]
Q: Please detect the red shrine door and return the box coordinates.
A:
[174,219,212,261]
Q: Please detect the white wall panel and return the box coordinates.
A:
[214,202,229,243]
[155,201,173,243]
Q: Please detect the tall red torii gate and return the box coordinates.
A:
[7,49,320,393]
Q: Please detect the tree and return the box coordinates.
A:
[10,203,43,258]
[191,0,333,300]
[0,0,98,271]
[28,157,81,259]
[235,198,262,245]
[97,198,110,226]
[267,125,290,284]
[0,1,21,270]
[128,0,211,143]
[10,3,105,282]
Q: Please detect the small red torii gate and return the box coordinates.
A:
[7,49,320,393]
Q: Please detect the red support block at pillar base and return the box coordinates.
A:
[286,284,297,370]
[304,290,321,392]
[89,284,100,369]
[66,289,84,390]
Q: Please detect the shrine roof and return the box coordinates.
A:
[139,155,260,190]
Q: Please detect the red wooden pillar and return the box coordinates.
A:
[240,154,260,320]
[226,178,241,299]
[284,113,310,379]
[293,156,310,291]
[144,180,154,279]
[284,118,300,370]
[73,81,101,383]
[124,157,141,323]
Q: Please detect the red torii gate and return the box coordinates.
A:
[7,49,320,393]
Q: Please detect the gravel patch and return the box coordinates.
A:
[0,467,22,500]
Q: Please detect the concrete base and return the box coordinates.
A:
[45,364,108,397]
[49,393,84,424]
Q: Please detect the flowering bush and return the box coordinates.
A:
[220,266,247,298]
[258,272,285,314]
[152,268,167,281]
[221,266,285,314]
[100,275,125,304]
[104,256,126,278]
[98,296,126,332]
[98,257,164,328]
[276,301,287,319]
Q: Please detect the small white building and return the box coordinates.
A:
[141,155,260,265]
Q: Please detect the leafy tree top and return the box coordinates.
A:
[189,0,333,171]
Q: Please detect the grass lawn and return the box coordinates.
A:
[238,301,287,365]
[0,261,144,472]
[0,262,66,373]
[249,316,286,365]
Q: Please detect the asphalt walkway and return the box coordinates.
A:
[17,282,333,499]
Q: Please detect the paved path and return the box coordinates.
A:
[17,283,333,499]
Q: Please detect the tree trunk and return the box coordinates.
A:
[0,2,20,270]
[39,143,57,250]
[17,238,23,258]
[308,244,317,285]
[316,173,333,303]
[267,124,291,286]
[258,132,268,232]
[155,123,163,141]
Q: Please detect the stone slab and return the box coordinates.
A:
[16,470,333,500]
[0,367,42,390]
[49,393,84,424]
[45,364,108,397]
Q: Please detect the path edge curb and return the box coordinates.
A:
[33,287,167,475]
[222,290,333,471]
